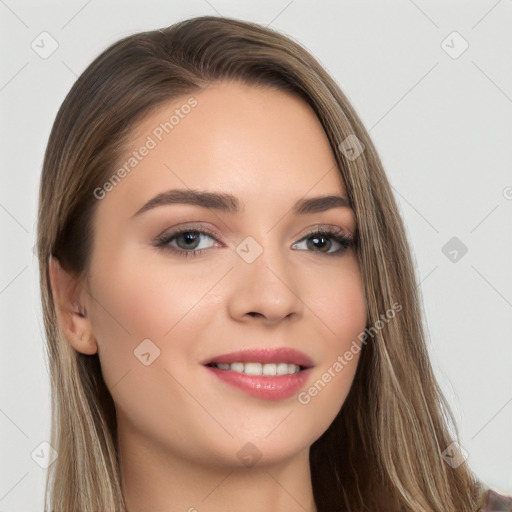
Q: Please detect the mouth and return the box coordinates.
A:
[202,347,314,401]
[202,346,314,374]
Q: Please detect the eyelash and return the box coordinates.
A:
[153,224,354,259]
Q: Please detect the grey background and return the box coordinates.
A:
[1,0,511,510]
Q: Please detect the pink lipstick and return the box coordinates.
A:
[202,347,314,401]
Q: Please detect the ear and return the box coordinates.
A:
[48,254,98,355]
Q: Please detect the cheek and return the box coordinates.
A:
[308,256,367,343]
[89,248,218,341]
[297,257,367,413]
[86,250,220,393]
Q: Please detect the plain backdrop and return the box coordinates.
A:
[1,1,511,510]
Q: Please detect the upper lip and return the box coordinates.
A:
[202,347,314,369]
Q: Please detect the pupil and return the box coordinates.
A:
[181,232,199,248]
[309,235,328,252]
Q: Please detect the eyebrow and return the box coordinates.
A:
[131,189,351,218]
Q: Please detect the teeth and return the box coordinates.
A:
[277,363,289,375]
[262,364,276,376]
[212,362,301,375]
[244,362,262,375]
[231,362,244,373]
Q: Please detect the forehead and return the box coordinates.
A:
[99,81,348,218]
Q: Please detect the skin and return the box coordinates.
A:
[50,81,368,512]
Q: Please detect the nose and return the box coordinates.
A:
[226,241,303,326]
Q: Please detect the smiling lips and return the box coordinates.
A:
[203,347,314,368]
[203,347,314,401]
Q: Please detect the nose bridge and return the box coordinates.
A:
[236,230,289,283]
[229,231,302,321]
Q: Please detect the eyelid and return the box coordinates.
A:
[156,222,223,242]
[300,223,353,239]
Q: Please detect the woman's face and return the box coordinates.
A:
[83,81,367,468]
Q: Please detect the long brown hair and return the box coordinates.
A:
[37,15,486,511]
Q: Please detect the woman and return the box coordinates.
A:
[36,15,510,512]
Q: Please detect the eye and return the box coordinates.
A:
[292,226,353,256]
[154,229,219,258]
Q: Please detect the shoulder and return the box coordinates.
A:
[478,488,512,511]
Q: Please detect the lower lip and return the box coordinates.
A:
[204,365,312,401]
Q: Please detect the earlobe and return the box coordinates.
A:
[48,254,98,355]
